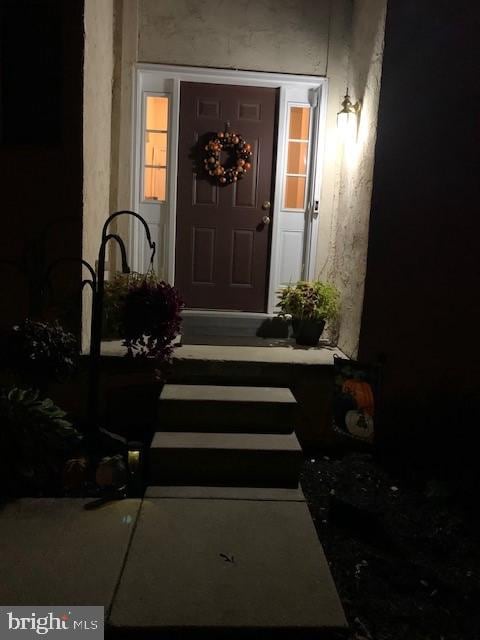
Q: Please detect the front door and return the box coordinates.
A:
[175,82,278,312]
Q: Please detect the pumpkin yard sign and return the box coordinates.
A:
[333,356,379,442]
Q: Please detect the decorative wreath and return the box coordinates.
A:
[203,130,253,185]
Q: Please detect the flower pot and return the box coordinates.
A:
[292,318,326,346]
[104,371,164,440]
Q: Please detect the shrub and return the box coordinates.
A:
[0,387,81,496]
[7,319,78,389]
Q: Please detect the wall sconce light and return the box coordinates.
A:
[337,90,361,141]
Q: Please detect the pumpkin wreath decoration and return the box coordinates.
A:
[203,130,253,185]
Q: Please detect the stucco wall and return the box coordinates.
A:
[359,1,479,455]
[328,0,387,356]
[83,0,115,350]
[138,0,330,75]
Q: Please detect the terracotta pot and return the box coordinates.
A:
[292,318,326,346]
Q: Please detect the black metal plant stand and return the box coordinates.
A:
[46,210,155,432]
[87,211,156,431]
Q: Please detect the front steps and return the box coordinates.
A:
[151,383,302,488]
[159,384,297,433]
[150,431,302,487]
[100,339,346,447]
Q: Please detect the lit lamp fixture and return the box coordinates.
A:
[127,441,143,476]
[337,90,361,141]
[127,441,143,497]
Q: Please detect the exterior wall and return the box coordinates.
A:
[327,0,387,356]
[0,0,84,336]
[138,0,330,75]
[359,0,480,457]
[109,0,139,244]
[83,0,115,350]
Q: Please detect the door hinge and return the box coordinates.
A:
[308,88,319,108]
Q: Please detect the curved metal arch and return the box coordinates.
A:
[101,210,156,266]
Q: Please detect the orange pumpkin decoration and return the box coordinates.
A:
[63,457,88,491]
[342,379,375,416]
[96,456,128,488]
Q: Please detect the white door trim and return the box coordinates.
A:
[132,64,328,314]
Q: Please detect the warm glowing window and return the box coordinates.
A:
[284,106,310,210]
[144,96,169,202]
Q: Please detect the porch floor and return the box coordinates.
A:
[101,337,346,366]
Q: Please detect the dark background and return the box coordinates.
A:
[0,0,84,333]
[359,1,480,468]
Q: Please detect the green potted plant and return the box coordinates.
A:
[277,280,339,346]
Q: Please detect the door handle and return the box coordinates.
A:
[262,201,271,210]
[262,215,271,225]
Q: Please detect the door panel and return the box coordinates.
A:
[175,82,278,311]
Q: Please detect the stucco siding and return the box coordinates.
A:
[83,0,115,350]
[332,0,387,356]
[138,0,330,75]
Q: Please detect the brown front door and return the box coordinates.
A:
[175,82,278,312]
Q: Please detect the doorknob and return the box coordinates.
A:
[262,215,271,225]
[262,201,271,210]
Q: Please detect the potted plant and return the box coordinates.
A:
[103,271,145,340]
[120,272,184,363]
[103,271,184,440]
[277,280,339,346]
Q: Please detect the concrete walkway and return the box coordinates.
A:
[110,488,347,636]
[0,498,141,608]
[0,493,347,637]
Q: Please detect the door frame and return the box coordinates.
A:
[132,64,328,314]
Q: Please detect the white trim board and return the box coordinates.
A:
[132,64,328,314]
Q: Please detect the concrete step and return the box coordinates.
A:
[149,431,303,487]
[108,489,347,636]
[145,485,306,501]
[170,341,340,387]
[181,313,289,338]
[99,340,347,447]
[159,384,297,434]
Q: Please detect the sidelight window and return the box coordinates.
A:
[143,95,169,202]
[284,106,311,210]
